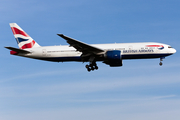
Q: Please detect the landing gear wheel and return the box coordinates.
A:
[89,64,93,70]
[86,65,91,72]
[85,62,99,72]
[159,57,165,66]
[87,68,91,72]
[86,64,89,68]
[95,66,98,70]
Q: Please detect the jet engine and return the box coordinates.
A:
[103,50,123,67]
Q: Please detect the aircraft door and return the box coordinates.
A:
[42,49,46,56]
[129,46,133,50]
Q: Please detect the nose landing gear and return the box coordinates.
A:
[159,57,165,66]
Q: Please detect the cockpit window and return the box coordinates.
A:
[168,46,173,48]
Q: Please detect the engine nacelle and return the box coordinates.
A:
[103,50,123,67]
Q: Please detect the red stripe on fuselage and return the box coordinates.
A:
[11,27,29,37]
[146,45,163,47]
[20,40,35,49]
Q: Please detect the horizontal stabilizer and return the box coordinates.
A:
[5,47,31,54]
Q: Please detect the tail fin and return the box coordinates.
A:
[9,23,40,49]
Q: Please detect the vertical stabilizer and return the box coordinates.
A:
[9,23,40,49]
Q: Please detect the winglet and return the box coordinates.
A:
[57,34,69,40]
[57,34,64,37]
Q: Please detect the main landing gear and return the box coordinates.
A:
[85,56,98,72]
[86,63,98,72]
[159,57,165,66]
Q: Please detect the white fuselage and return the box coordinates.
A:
[18,42,176,62]
[7,23,176,71]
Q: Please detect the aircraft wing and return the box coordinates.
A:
[57,34,104,54]
[5,47,31,54]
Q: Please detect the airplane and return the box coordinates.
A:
[5,23,176,72]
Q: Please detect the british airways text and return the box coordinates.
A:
[123,49,154,53]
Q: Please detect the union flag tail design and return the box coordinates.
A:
[10,23,40,49]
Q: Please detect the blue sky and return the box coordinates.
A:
[1,0,180,120]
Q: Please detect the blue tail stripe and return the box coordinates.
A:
[16,37,29,43]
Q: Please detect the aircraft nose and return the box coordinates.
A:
[171,48,176,54]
